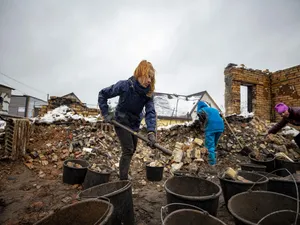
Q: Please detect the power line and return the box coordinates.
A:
[0,71,47,95]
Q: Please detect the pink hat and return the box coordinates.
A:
[275,103,288,114]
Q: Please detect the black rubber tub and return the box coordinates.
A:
[77,180,134,225]
[249,153,275,172]
[164,176,222,216]
[268,177,300,199]
[34,199,114,225]
[163,209,227,225]
[275,158,300,177]
[257,210,300,225]
[228,191,298,225]
[83,167,111,189]
[63,159,89,185]
[240,163,266,172]
[146,164,164,181]
[219,171,268,207]
[256,171,300,198]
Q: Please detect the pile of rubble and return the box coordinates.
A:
[20,105,300,181]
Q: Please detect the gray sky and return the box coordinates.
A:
[0,0,299,109]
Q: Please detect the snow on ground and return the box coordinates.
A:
[34,105,99,124]
[238,111,254,118]
[0,120,6,129]
[281,126,299,137]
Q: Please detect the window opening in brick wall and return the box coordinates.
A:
[240,85,253,114]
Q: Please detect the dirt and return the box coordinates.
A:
[0,160,237,225]
[0,122,251,225]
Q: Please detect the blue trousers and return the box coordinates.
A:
[205,131,223,165]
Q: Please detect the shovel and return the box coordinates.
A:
[221,114,252,156]
[111,120,172,156]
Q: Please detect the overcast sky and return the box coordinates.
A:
[0,0,299,109]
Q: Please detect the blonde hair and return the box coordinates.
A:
[134,60,156,97]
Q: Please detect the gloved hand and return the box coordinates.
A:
[147,132,156,149]
[104,114,114,123]
[265,133,273,140]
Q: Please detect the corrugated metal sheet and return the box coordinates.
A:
[9,96,26,117]
[27,96,47,117]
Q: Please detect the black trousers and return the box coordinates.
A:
[295,133,300,149]
[114,125,138,180]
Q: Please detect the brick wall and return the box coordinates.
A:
[224,66,271,121]
[271,65,300,121]
[225,64,300,122]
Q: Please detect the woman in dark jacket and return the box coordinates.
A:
[267,103,300,148]
[98,60,157,180]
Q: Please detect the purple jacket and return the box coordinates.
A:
[268,107,300,134]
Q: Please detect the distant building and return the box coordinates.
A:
[39,92,99,117]
[153,91,221,126]
[9,95,47,117]
[0,84,14,114]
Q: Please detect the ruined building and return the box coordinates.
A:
[224,64,300,122]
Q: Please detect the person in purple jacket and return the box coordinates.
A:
[98,60,157,180]
[267,102,300,148]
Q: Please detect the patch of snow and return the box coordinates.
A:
[281,126,299,137]
[238,112,254,118]
[35,105,99,124]
[84,116,98,123]
[0,120,6,129]
[70,114,83,120]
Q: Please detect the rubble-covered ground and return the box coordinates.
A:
[0,110,299,225]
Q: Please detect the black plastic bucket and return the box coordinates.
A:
[164,176,222,216]
[249,153,275,172]
[83,167,111,189]
[256,171,279,178]
[275,158,300,177]
[257,210,300,225]
[163,209,227,225]
[63,159,89,185]
[240,163,266,172]
[228,191,298,225]
[219,171,268,207]
[146,164,164,181]
[267,177,300,199]
[34,199,114,225]
[256,171,300,198]
[77,180,134,225]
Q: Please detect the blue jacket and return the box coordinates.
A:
[197,101,224,133]
[98,76,156,132]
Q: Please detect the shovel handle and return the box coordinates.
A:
[111,120,172,156]
[221,114,244,149]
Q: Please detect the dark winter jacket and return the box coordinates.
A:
[98,76,156,132]
[268,107,300,134]
[197,101,224,133]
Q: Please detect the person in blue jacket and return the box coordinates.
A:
[98,60,157,180]
[197,101,224,166]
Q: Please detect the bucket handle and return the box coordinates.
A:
[246,168,299,225]
[97,196,110,203]
[160,203,208,224]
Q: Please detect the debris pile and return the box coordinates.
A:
[223,167,251,183]
[66,161,82,168]
[21,106,300,181]
[90,163,111,173]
